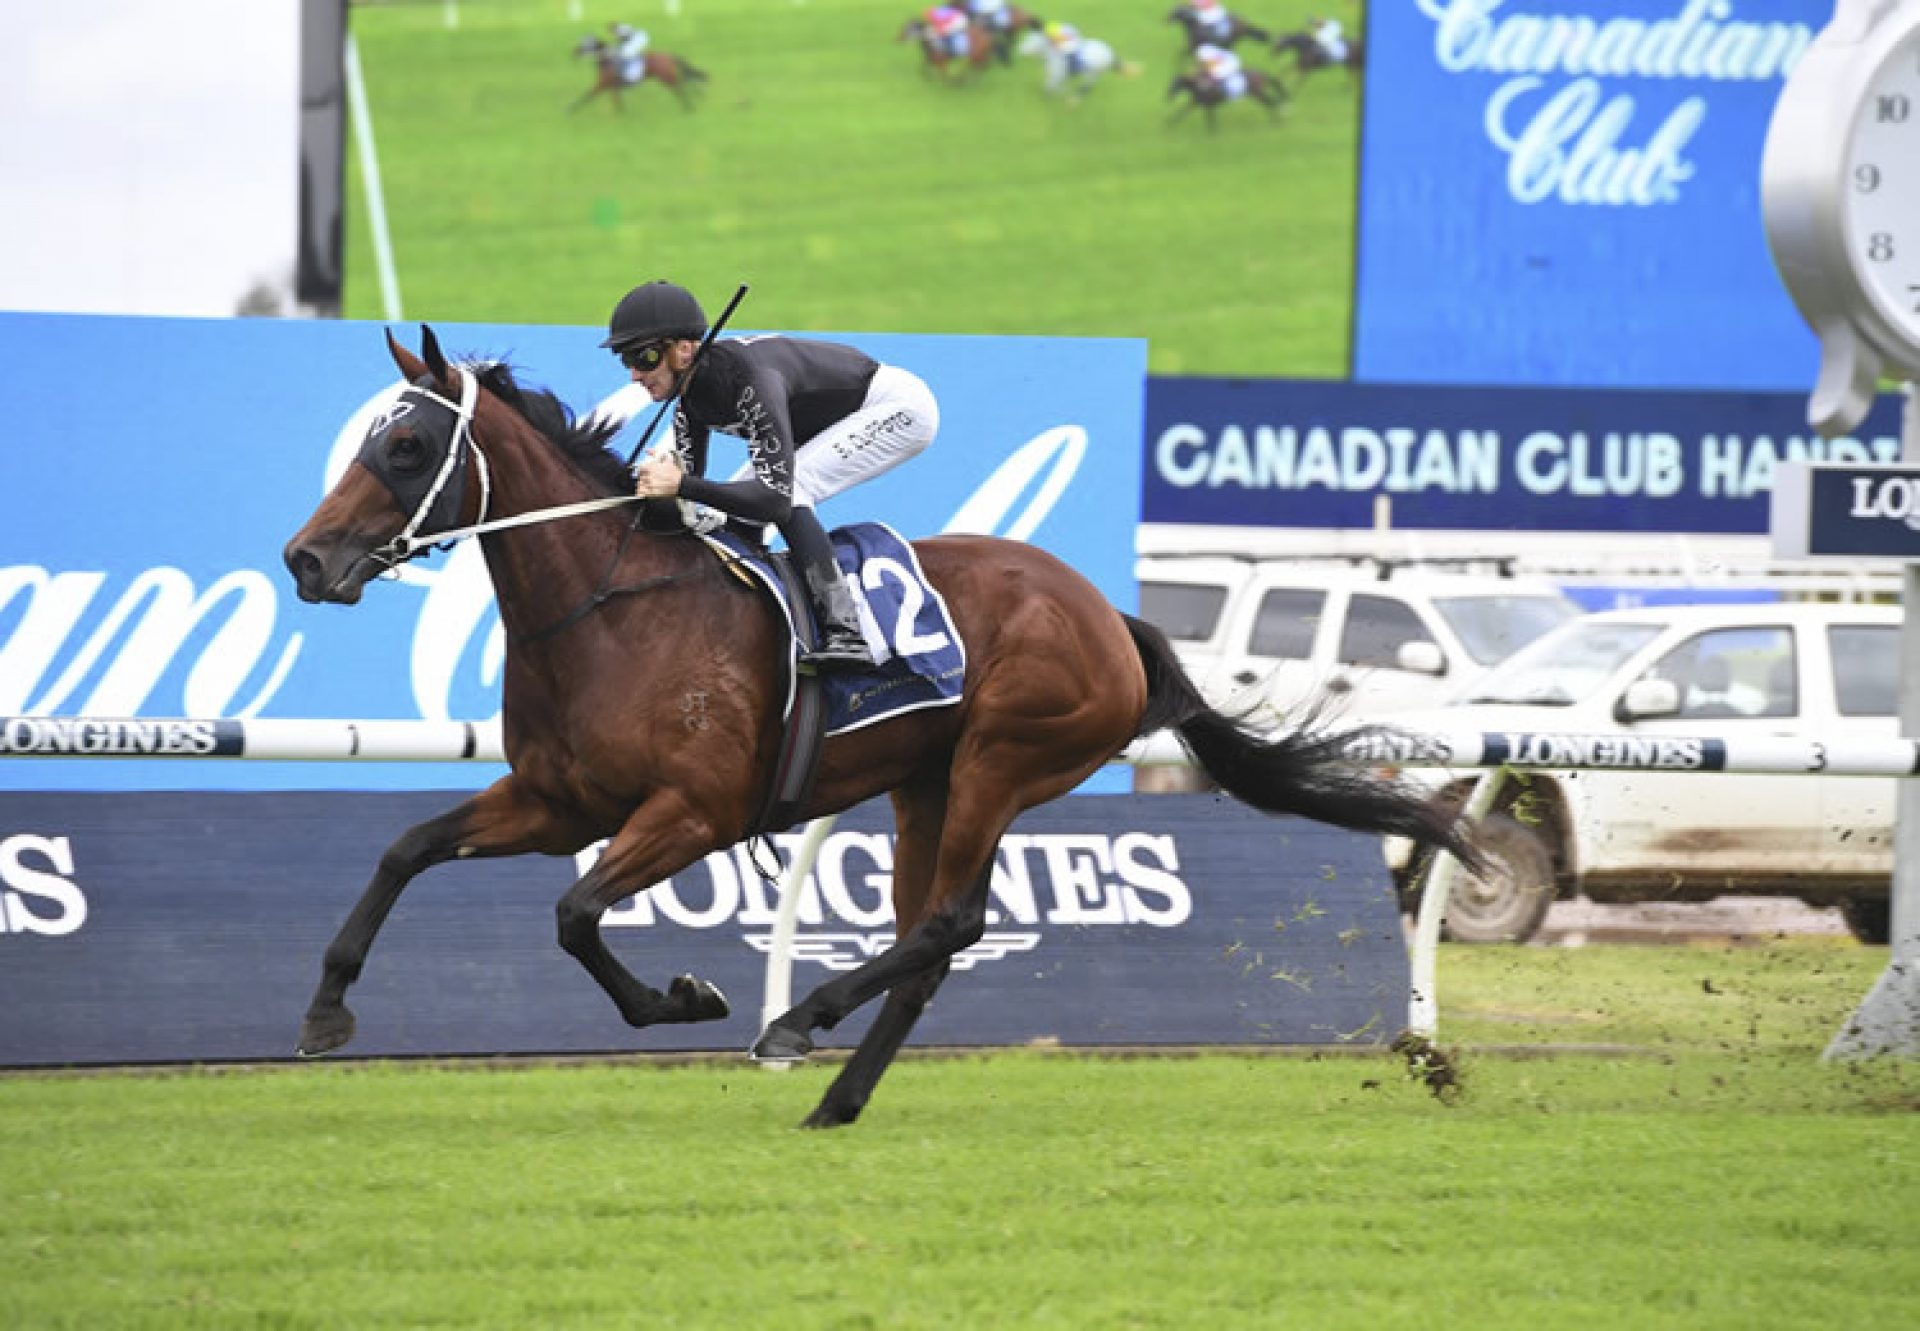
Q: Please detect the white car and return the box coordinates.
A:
[1137,556,1583,723]
[1382,601,1903,943]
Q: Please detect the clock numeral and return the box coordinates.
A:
[1878,93,1911,123]
[1868,233,1896,263]
[1855,163,1882,192]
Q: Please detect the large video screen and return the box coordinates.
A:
[1354,0,1826,390]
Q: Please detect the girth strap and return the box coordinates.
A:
[750,553,828,836]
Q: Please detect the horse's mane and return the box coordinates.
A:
[469,360,632,496]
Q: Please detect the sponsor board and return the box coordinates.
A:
[1142,376,1907,533]
[0,313,1144,792]
[1772,462,1920,559]
[1355,0,1826,389]
[0,792,1408,1065]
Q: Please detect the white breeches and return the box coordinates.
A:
[728,364,939,507]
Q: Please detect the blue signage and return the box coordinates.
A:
[1772,462,1920,559]
[1143,376,1908,532]
[0,793,1409,1065]
[0,313,1144,791]
[1354,0,1828,390]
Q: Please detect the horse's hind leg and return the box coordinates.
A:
[753,773,1000,1066]
[802,960,953,1129]
[553,792,731,1029]
[298,775,574,1056]
[795,779,958,1127]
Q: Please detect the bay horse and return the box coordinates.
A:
[900,15,996,79]
[1273,28,1365,82]
[1167,4,1271,52]
[1168,68,1288,127]
[282,328,1483,1129]
[569,36,707,112]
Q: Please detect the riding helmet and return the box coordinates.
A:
[601,281,708,350]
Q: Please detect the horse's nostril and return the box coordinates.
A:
[285,546,324,591]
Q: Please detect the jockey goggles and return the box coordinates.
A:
[617,339,670,373]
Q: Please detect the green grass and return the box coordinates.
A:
[343,0,1362,376]
[5,941,1917,1329]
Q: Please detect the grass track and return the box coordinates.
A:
[343,0,1362,376]
[6,941,1917,1328]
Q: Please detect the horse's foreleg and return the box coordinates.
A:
[298,776,571,1056]
[553,794,731,1029]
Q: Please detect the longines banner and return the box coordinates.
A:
[1142,376,1909,532]
[0,313,1144,792]
[1354,0,1826,390]
[0,793,1410,1065]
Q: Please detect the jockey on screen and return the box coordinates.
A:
[1311,16,1349,64]
[926,5,973,59]
[1193,42,1246,98]
[1186,0,1235,44]
[609,281,942,671]
[1045,19,1084,60]
[609,22,650,83]
[962,0,1018,59]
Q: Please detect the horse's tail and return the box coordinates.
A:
[678,57,708,82]
[1123,613,1485,872]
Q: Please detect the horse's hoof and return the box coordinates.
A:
[668,973,730,1023]
[750,1022,814,1065]
[296,1005,355,1058]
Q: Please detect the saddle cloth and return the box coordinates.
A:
[699,522,968,736]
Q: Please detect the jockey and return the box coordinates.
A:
[1045,20,1083,56]
[1187,0,1234,44]
[927,5,972,59]
[963,0,1017,60]
[609,22,650,84]
[607,281,941,671]
[1193,42,1246,98]
[1311,16,1348,64]
[963,0,1011,31]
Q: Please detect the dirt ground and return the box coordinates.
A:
[1533,896,1850,946]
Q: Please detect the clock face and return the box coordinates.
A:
[1844,22,1920,352]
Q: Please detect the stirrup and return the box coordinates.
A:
[802,630,875,671]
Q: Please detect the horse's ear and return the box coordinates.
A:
[419,324,453,386]
[386,327,428,382]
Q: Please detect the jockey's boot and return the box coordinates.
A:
[800,557,875,672]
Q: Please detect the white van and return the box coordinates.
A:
[1136,556,1583,723]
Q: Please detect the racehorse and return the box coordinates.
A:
[282,328,1483,1129]
[900,14,997,79]
[1167,4,1271,51]
[1015,29,1141,101]
[569,35,708,112]
[1168,68,1288,127]
[1273,28,1365,82]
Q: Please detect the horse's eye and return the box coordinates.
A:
[388,434,427,473]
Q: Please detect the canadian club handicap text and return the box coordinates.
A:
[1155,425,1902,499]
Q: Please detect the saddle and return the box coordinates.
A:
[699,522,967,832]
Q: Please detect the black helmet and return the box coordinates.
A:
[601,281,708,350]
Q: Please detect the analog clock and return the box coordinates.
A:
[1763,0,1920,436]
